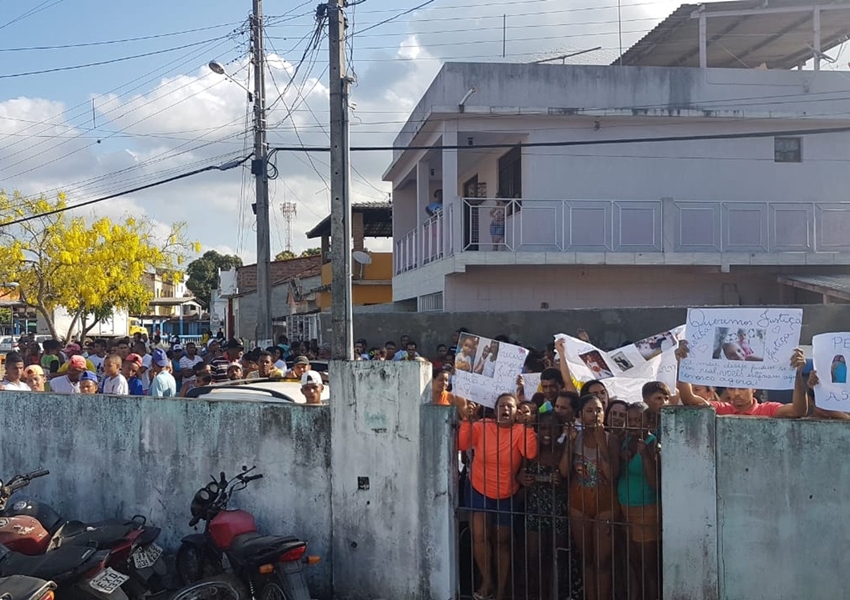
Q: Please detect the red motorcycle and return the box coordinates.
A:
[0,470,166,599]
[176,467,318,600]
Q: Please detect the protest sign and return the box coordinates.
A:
[453,333,528,407]
[812,332,850,411]
[555,325,685,402]
[679,308,802,390]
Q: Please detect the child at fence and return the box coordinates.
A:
[565,394,620,600]
[456,392,537,600]
[518,411,583,600]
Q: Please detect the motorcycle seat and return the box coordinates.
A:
[228,532,301,564]
[51,521,135,549]
[0,544,99,581]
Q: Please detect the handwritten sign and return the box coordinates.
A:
[812,332,850,411]
[556,325,685,402]
[679,308,802,390]
[453,333,528,407]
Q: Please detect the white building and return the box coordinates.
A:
[384,1,850,312]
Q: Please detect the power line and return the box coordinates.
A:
[353,0,436,36]
[0,0,63,31]
[269,124,850,153]
[0,21,245,52]
[0,156,251,228]
[0,37,225,79]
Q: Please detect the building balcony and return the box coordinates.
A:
[394,198,850,275]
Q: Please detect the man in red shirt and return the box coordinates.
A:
[676,342,808,417]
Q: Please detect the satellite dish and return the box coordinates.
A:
[352,251,372,265]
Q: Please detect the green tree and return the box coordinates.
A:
[186,250,243,308]
[275,250,296,261]
[300,247,321,257]
[0,190,198,340]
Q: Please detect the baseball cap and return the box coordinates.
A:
[152,348,169,367]
[68,355,87,369]
[64,342,81,354]
[23,365,44,377]
[224,338,244,351]
[80,370,98,382]
[301,370,322,387]
[126,353,144,367]
[172,344,183,351]
[294,355,310,366]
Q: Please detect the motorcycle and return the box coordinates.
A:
[0,575,56,600]
[176,467,318,600]
[0,470,166,598]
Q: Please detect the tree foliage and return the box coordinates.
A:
[186,250,243,308]
[274,248,320,261]
[0,191,199,340]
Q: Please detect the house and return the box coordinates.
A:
[135,271,204,337]
[221,256,323,343]
[305,202,394,311]
[383,0,850,312]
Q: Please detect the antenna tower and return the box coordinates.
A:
[281,201,297,253]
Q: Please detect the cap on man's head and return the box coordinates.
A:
[68,355,87,369]
[80,370,98,382]
[152,348,169,367]
[64,342,81,354]
[23,365,44,377]
[301,370,322,387]
[294,355,310,366]
[172,344,183,352]
[126,353,144,367]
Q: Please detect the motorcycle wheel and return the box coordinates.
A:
[171,575,246,600]
[176,544,223,586]
[259,581,289,600]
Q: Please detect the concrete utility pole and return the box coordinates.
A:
[252,0,273,347]
[328,0,353,360]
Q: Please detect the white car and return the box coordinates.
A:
[0,336,17,352]
[185,379,330,404]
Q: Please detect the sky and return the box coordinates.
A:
[0,0,845,264]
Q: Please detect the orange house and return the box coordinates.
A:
[306,202,393,310]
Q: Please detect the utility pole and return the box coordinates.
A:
[328,0,353,360]
[252,0,273,347]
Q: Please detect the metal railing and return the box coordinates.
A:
[394,228,418,274]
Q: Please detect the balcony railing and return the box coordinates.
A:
[394,198,850,274]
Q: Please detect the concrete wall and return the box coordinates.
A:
[0,392,333,597]
[233,274,321,341]
[662,408,850,600]
[329,361,454,600]
[327,303,850,354]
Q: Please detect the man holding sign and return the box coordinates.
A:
[675,341,808,417]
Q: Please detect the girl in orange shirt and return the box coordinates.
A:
[457,393,537,600]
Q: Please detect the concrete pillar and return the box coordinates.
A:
[330,361,454,600]
[661,407,719,600]
[442,122,460,256]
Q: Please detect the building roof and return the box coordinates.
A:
[778,274,850,301]
[148,297,201,307]
[306,202,393,239]
[615,0,850,69]
[236,255,323,293]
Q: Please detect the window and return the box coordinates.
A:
[774,137,802,163]
[498,145,522,198]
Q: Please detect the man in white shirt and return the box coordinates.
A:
[49,355,86,394]
[1,352,32,391]
[179,342,205,382]
[148,349,177,397]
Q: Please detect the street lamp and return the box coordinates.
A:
[208,61,253,102]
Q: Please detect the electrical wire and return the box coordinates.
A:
[352,0,436,36]
[0,0,63,31]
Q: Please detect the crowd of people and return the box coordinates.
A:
[0,332,326,404]
[415,327,838,600]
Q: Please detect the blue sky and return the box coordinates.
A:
[1,0,845,262]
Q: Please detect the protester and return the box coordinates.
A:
[211,339,243,383]
[285,355,311,381]
[300,370,324,405]
[49,355,86,393]
[79,371,99,394]
[248,351,284,380]
[100,354,129,395]
[148,349,177,397]
[122,355,145,396]
[2,352,31,391]
[22,364,46,392]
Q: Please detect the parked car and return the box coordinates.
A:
[0,336,17,352]
[186,380,330,404]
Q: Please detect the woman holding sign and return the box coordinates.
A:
[456,392,537,600]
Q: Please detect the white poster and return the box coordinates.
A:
[812,332,850,411]
[556,325,685,402]
[453,333,528,408]
[679,308,802,390]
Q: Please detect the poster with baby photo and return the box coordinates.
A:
[556,325,685,402]
[453,333,528,408]
[812,332,850,412]
[679,308,802,390]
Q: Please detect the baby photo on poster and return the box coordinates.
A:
[579,350,614,379]
[712,327,765,362]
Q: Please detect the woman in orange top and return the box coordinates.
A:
[432,368,452,405]
[457,393,538,600]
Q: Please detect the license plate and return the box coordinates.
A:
[132,542,163,569]
[89,568,130,594]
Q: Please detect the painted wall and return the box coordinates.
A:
[324,303,850,357]
[317,254,393,310]
[232,274,321,341]
[0,392,333,598]
[661,408,850,599]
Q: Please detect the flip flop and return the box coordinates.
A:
[473,592,494,600]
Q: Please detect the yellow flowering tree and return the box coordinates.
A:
[0,190,200,340]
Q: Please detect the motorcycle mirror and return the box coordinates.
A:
[242,465,248,472]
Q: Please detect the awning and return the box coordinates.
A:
[778,274,850,301]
